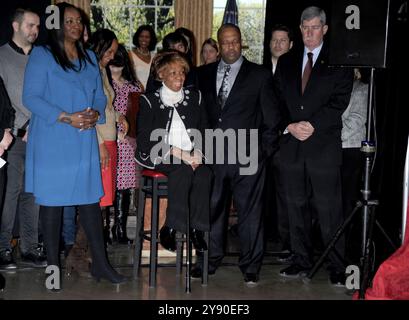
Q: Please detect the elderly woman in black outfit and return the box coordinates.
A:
[136,51,211,252]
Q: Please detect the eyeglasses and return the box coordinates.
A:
[65,18,82,26]
[220,39,241,47]
[301,25,322,32]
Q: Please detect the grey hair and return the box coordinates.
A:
[300,6,326,25]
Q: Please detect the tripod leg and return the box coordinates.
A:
[359,204,377,299]
[375,220,397,251]
[306,204,361,280]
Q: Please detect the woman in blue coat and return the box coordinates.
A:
[22,2,124,287]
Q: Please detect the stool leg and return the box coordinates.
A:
[133,177,146,279]
[202,231,209,286]
[149,178,159,288]
[185,212,191,293]
[176,232,183,275]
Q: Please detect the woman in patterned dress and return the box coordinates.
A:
[108,44,142,243]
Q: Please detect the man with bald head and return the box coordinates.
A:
[196,24,281,285]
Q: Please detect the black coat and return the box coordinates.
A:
[274,44,353,165]
[135,87,208,169]
[0,76,15,140]
[197,57,281,163]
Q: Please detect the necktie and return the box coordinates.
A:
[302,52,313,94]
[217,65,231,108]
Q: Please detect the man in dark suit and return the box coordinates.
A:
[194,24,281,285]
[274,6,353,286]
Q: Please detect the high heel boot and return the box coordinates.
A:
[79,203,125,284]
[102,207,112,246]
[40,206,63,291]
[112,189,130,244]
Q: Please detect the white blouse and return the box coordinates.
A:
[161,84,192,151]
[130,50,153,91]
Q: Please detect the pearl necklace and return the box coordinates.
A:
[136,47,150,56]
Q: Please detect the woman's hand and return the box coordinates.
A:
[58,108,99,130]
[99,143,110,170]
[118,115,129,140]
[171,147,202,170]
[189,150,203,170]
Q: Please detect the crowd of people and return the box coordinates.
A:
[0,2,367,292]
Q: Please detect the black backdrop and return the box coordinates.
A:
[263,0,409,265]
[0,0,50,46]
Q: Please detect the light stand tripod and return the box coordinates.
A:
[305,68,396,299]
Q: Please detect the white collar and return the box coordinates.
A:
[160,83,183,107]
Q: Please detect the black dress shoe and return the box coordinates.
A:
[159,225,176,252]
[279,264,310,278]
[244,273,259,286]
[329,271,346,287]
[191,229,207,252]
[276,252,294,264]
[191,266,216,279]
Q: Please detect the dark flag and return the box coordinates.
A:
[222,0,238,25]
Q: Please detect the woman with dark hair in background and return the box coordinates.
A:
[145,32,198,92]
[129,25,157,91]
[88,29,128,247]
[88,29,128,209]
[108,44,142,243]
[175,27,196,66]
[79,8,91,44]
[22,2,125,287]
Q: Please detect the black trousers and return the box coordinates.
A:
[206,162,266,275]
[280,157,345,272]
[156,163,212,233]
[272,150,291,250]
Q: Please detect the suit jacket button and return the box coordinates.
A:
[181,115,186,119]
[218,118,222,122]
[300,105,304,110]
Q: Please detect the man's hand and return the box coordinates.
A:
[0,129,13,150]
[287,121,315,141]
[99,143,110,170]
